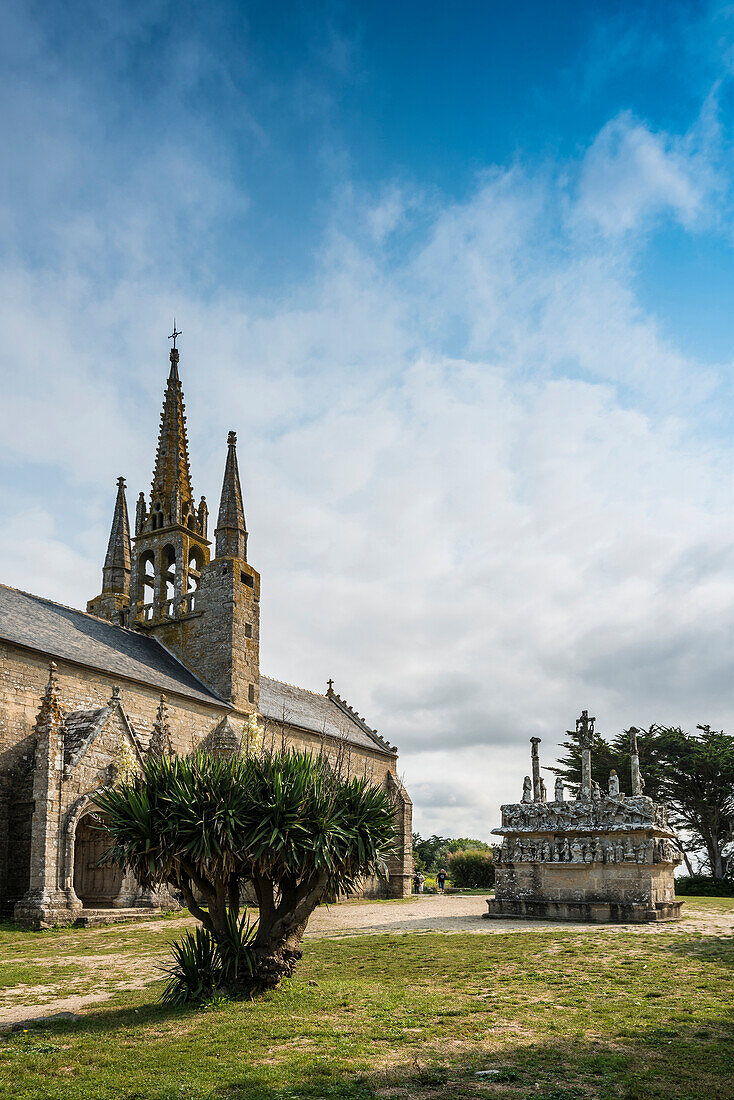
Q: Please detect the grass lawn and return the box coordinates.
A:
[0,898,731,1100]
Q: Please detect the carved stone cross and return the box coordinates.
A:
[576,709,596,749]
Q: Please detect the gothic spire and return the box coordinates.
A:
[102,477,131,595]
[150,344,195,525]
[149,694,173,756]
[215,431,248,561]
[40,661,61,719]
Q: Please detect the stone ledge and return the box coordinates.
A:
[484,898,684,923]
[73,906,164,927]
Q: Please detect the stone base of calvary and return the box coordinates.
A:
[486,714,683,923]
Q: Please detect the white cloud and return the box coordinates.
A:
[574,111,718,237]
[0,508,97,609]
[2,17,734,840]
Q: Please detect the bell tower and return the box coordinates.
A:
[89,326,260,712]
[129,329,210,628]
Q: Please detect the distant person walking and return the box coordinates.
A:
[413,870,425,894]
[437,868,447,895]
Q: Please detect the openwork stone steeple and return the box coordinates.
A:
[103,478,131,594]
[150,347,195,528]
[91,327,260,711]
[215,431,248,561]
[87,477,132,622]
[128,335,210,627]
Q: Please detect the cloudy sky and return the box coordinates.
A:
[3,0,734,839]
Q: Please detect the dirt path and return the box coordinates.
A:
[2,895,731,1027]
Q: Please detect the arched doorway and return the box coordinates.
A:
[73,814,123,908]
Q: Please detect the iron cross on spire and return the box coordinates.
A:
[169,320,182,349]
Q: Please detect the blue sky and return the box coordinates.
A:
[3,0,734,837]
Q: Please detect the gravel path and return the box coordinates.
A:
[304,894,734,938]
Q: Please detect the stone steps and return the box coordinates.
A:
[73,907,163,927]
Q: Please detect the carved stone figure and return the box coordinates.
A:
[608,770,620,797]
[570,838,584,862]
[554,777,564,802]
[576,709,595,800]
[522,776,532,803]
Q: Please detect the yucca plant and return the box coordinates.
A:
[161,925,222,1005]
[95,748,396,994]
[161,911,258,1004]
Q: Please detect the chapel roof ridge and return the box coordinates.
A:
[329,689,397,753]
[260,675,396,754]
[0,582,224,706]
[260,673,331,698]
[0,585,398,756]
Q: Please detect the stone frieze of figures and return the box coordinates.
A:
[493,835,679,866]
[497,796,670,834]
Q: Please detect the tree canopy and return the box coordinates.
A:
[412,833,491,873]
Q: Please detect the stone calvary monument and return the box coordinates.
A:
[486,712,683,923]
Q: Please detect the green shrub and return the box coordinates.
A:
[412,833,492,873]
[161,926,222,1005]
[675,875,734,897]
[447,849,495,889]
[161,911,258,1004]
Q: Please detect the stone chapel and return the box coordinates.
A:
[0,338,412,928]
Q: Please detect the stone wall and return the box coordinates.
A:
[495,859,676,908]
[0,642,411,918]
[143,557,261,714]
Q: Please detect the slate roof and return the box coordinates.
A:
[259,677,394,755]
[64,706,113,764]
[0,585,223,706]
[62,701,145,772]
[0,584,395,755]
